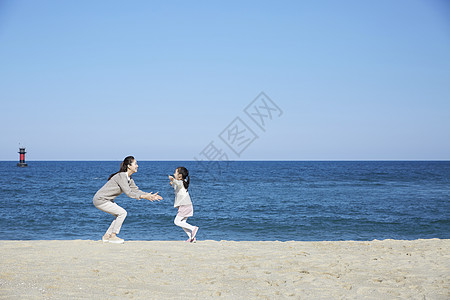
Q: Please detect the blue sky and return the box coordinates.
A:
[1,0,449,160]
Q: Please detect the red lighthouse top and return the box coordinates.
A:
[18,147,28,167]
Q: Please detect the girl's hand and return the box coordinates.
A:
[145,192,163,202]
[168,175,174,181]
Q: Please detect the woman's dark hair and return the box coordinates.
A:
[177,166,190,190]
[108,156,135,181]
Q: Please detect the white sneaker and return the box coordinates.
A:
[109,235,124,244]
[190,227,199,242]
[102,234,110,243]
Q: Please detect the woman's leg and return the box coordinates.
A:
[96,201,128,235]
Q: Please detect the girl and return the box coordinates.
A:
[93,156,163,244]
[169,167,199,242]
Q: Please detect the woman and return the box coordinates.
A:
[93,156,162,244]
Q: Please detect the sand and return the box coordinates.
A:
[0,239,448,299]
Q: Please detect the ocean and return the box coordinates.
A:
[1,161,449,241]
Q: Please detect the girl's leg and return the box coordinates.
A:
[174,216,195,238]
[181,227,191,239]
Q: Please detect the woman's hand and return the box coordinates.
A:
[143,192,163,202]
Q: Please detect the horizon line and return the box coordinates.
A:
[1,159,450,162]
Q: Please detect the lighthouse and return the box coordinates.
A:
[17,147,28,167]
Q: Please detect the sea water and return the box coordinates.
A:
[1,161,449,241]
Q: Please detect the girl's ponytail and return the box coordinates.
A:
[184,174,190,191]
[177,167,190,191]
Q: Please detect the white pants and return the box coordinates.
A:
[95,201,127,235]
[174,215,195,238]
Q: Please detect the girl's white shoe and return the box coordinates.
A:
[190,227,199,242]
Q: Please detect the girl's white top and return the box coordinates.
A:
[172,179,192,207]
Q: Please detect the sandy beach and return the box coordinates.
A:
[0,239,448,299]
